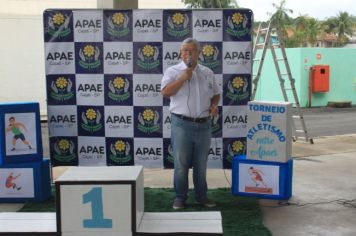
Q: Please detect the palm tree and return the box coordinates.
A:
[181,0,238,8]
[294,16,320,47]
[323,11,353,46]
[268,0,293,44]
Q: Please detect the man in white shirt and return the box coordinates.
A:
[161,38,221,210]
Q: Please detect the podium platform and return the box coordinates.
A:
[0,211,222,236]
[54,166,223,235]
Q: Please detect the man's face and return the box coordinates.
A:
[9,119,15,125]
[180,43,200,66]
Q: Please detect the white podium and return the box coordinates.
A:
[0,166,222,235]
[55,166,144,236]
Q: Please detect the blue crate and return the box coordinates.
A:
[0,159,51,203]
[0,102,43,165]
[232,155,292,200]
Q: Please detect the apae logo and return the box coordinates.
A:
[81,108,102,132]
[226,12,249,38]
[50,77,74,101]
[109,139,132,164]
[136,44,160,71]
[199,44,220,70]
[137,108,160,134]
[108,76,130,102]
[46,12,71,39]
[106,12,130,38]
[226,140,246,163]
[227,76,249,102]
[78,44,101,70]
[167,12,190,38]
[53,139,76,162]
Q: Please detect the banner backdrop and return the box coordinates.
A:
[44,9,253,168]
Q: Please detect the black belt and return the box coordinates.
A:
[172,113,210,123]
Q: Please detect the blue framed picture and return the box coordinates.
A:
[0,102,43,165]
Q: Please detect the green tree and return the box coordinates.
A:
[292,15,320,47]
[181,0,238,8]
[268,0,293,44]
[323,11,353,46]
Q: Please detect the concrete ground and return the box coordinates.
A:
[1,120,356,235]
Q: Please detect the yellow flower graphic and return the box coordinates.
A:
[143,109,155,121]
[202,45,215,57]
[58,139,70,151]
[56,77,68,89]
[112,12,125,25]
[232,13,243,25]
[115,140,126,152]
[113,77,125,89]
[142,45,155,57]
[232,141,244,152]
[86,108,97,120]
[232,77,244,89]
[83,45,95,57]
[172,13,184,25]
[53,13,65,26]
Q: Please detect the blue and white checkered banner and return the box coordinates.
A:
[44,9,253,168]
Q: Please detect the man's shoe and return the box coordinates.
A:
[198,198,216,208]
[173,198,185,210]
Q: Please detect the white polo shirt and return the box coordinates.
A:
[161,61,221,118]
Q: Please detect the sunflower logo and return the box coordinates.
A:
[167,12,190,38]
[55,77,68,89]
[52,13,65,26]
[109,140,132,164]
[142,45,155,57]
[137,44,160,70]
[143,109,155,121]
[226,12,249,38]
[112,12,125,25]
[232,77,244,89]
[113,77,125,89]
[202,45,215,57]
[232,13,243,25]
[232,141,244,153]
[138,108,160,133]
[172,13,184,25]
[115,140,126,152]
[86,109,97,120]
[58,139,70,151]
[46,11,71,39]
[53,138,76,163]
[83,45,95,57]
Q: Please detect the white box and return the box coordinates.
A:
[55,166,144,236]
[246,101,292,162]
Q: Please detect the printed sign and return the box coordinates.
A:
[0,168,34,198]
[5,113,37,156]
[247,101,292,162]
[44,9,253,168]
[239,163,279,195]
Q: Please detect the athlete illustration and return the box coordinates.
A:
[249,167,268,188]
[5,117,32,151]
[5,172,22,191]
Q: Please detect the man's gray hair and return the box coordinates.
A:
[181,38,200,51]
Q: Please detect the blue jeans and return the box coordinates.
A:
[171,114,211,202]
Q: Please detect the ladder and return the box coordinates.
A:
[251,21,314,144]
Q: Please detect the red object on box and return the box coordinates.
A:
[310,65,329,93]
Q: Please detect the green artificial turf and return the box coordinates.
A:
[19,187,271,236]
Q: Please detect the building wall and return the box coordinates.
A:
[254,48,356,107]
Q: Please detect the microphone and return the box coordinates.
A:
[187,56,192,68]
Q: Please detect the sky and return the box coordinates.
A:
[235,0,355,21]
[139,0,355,21]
